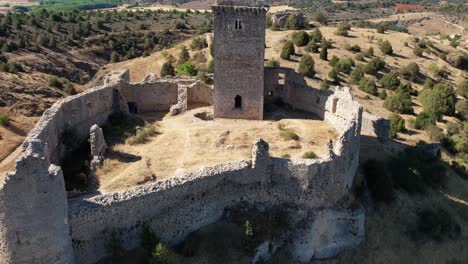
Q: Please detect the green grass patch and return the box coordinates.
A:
[302,151,317,159]
[0,114,10,127]
[125,124,158,145]
[102,112,145,145]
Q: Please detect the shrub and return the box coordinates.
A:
[302,151,317,159]
[456,79,468,98]
[281,154,291,158]
[160,62,175,77]
[319,44,328,60]
[363,160,394,203]
[280,41,295,60]
[292,31,309,47]
[363,46,374,57]
[305,40,318,53]
[364,57,386,75]
[176,62,198,76]
[447,52,468,70]
[400,62,420,81]
[280,129,299,141]
[125,124,158,145]
[335,21,350,36]
[389,113,406,139]
[298,54,315,78]
[379,40,393,55]
[265,59,280,67]
[419,83,456,119]
[349,44,361,52]
[376,22,388,34]
[358,77,377,95]
[349,64,365,84]
[380,72,400,90]
[414,111,437,129]
[0,114,10,127]
[141,223,160,256]
[384,89,413,114]
[413,45,424,57]
[190,36,207,50]
[320,81,330,90]
[423,78,434,90]
[456,100,468,120]
[329,55,339,67]
[328,68,339,84]
[426,125,444,142]
[150,243,172,264]
[379,89,387,99]
[314,11,328,25]
[177,45,190,65]
[335,58,353,74]
[428,63,448,80]
[207,60,214,73]
[285,14,300,30]
[242,220,257,256]
[309,28,323,43]
[413,208,461,241]
[355,53,365,61]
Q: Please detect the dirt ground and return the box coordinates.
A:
[95,106,337,193]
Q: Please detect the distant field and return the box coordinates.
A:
[13,0,120,12]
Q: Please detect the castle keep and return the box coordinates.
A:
[213,0,267,120]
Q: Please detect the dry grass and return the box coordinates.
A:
[94,107,337,193]
[125,124,159,145]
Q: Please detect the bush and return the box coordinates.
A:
[414,111,437,129]
[314,11,328,25]
[363,46,374,57]
[319,44,328,60]
[302,151,317,159]
[190,36,207,50]
[364,57,386,75]
[423,78,434,90]
[447,52,468,70]
[160,62,175,77]
[305,40,318,53]
[309,28,323,43]
[177,45,190,65]
[320,81,330,90]
[349,64,365,84]
[349,44,361,52]
[419,83,456,119]
[413,208,461,241]
[125,124,158,145]
[329,55,339,67]
[335,58,353,74]
[265,59,280,67]
[413,45,424,57]
[400,62,420,81]
[298,54,315,78]
[354,53,365,61]
[328,68,339,84]
[176,62,198,76]
[335,21,350,36]
[363,160,394,203]
[141,223,160,256]
[292,31,309,47]
[242,220,257,256]
[0,114,10,127]
[150,243,172,264]
[428,63,448,80]
[384,89,413,114]
[279,129,299,141]
[456,79,468,98]
[380,72,400,90]
[49,76,76,95]
[426,125,444,142]
[358,77,377,95]
[379,40,393,55]
[280,41,295,60]
[389,113,406,139]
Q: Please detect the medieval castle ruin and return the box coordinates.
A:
[0,0,390,263]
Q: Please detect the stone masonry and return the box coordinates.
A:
[212,0,267,120]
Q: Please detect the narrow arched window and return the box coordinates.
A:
[234,95,242,109]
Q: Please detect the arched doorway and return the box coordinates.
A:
[234,95,242,109]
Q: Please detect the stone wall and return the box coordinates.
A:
[0,69,362,264]
[212,4,267,119]
[361,112,390,142]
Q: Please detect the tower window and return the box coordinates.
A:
[234,95,242,109]
[235,19,242,30]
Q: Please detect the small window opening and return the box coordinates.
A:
[278,73,285,85]
[128,102,138,114]
[234,95,242,109]
[235,19,242,30]
[332,98,338,114]
[268,91,274,96]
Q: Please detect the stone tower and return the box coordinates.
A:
[212,0,267,120]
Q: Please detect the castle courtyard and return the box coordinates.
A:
[94,106,337,193]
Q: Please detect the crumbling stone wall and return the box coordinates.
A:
[212,3,267,120]
[361,112,390,142]
[0,69,362,264]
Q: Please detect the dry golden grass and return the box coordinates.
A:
[94,106,337,193]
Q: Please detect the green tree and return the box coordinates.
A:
[110,52,119,63]
[319,41,328,60]
[384,87,413,114]
[161,62,175,77]
[376,22,388,34]
[328,68,339,84]
[176,62,198,76]
[309,28,323,43]
[335,21,350,36]
[413,45,424,57]
[456,79,468,99]
[420,83,457,119]
[349,64,365,84]
[298,54,315,78]
[329,55,339,67]
[364,57,386,75]
[400,62,420,81]
[363,46,374,57]
[150,243,172,264]
[358,77,377,95]
[379,40,393,55]
[305,40,318,53]
[293,31,309,47]
[265,58,280,67]
[280,41,295,60]
[389,113,406,139]
[314,12,328,25]
[380,72,400,90]
[285,14,299,30]
[177,45,190,65]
